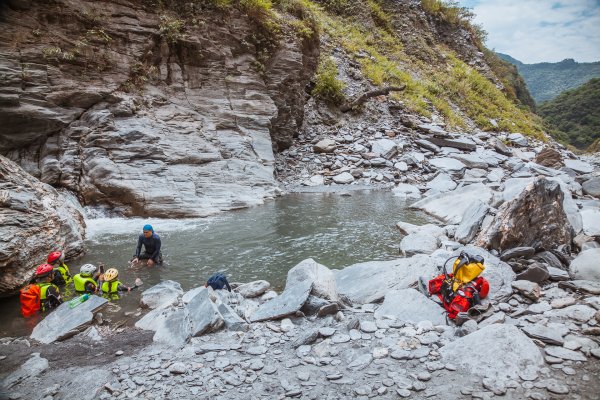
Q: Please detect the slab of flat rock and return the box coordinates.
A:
[425,137,476,152]
[429,157,466,173]
[187,288,224,336]
[135,306,177,331]
[582,177,600,198]
[392,184,421,199]
[426,173,457,193]
[558,280,600,294]
[140,280,183,309]
[2,353,48,388]
[236,280,271,298]
[181,286,205,304]
[551,304,596,322]
[400,233,439,256]
[417,124,447,135]
[250,278,312,322]
[450,154,488,168]
[375,288,446,324]
[332,172,354,184]
[564,159,594,174]
[507,133,528,147]
[544,346,587,361]
[411,183,492,225]
[370,138,398,159]
[521,325,565,345]
[516,263,550,283]
[30,295,108,344]
[547,266,570,281]
[500,247,535,261]
[335,255,439,304]
[440,324,544,379]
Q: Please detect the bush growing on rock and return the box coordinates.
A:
[312,56,346,105]
[158,15,186,43]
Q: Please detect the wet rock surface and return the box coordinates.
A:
[0,155,86,296]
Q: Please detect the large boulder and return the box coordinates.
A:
[582,177,600,198]
[335,255,439,304]
[570,249,600,281]
[374,288,446,325]
[440,324,544,379]
[475,178,573,252]
[0,155,85,296]
[30,295,108,344]
[140,280,183,309]
[410,183,492,225]
[286,258,338,301]
[187,288,224,336]
[153,308,192,347]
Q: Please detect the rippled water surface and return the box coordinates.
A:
[0,190,433,337]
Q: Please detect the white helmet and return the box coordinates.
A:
[80,264,97,276]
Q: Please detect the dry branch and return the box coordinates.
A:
[340,85,406,112]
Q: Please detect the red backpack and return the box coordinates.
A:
[20,284,41,317]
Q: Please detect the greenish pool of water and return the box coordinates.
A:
[0,190,432,337]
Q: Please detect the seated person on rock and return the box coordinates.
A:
[20,264,63,316]
[205,272,232,292]
[101,268,140,294]
[73,264,101,293]
[132,224,162,267]
[48,250,72,286]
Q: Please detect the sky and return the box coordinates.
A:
[459,0,600,64]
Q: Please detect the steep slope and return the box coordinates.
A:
[497,53,600,103]
[0,0,546,218]
[538,78,600,150]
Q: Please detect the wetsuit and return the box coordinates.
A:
[135,232,162,263]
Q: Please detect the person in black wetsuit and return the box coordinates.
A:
[132,224,162,266]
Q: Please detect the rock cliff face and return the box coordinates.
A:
[0,155,85,296]
[0,0,318,217]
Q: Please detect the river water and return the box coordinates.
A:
[0,189,433,337]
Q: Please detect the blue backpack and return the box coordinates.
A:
[207,272,227,290]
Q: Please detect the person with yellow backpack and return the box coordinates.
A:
[48,251,72,286]
[72,264,101,293]
[20,264,63,317]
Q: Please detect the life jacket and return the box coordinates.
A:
[428,252,490,320]
[102,280,123,294]
[39,282,59,312]
[73,274,97,292]
[52,263,72,286]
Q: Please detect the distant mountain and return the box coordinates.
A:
[497,53,600,103]
[537,78,600,150]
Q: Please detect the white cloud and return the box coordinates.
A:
[462,0,600,63]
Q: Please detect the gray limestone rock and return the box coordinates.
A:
[135,306,177,332]
[314,139,337,154]
[236,280,271,298]
[558,280,600,294]
[425,173,457,193]
[551,304,596,322]
[286,258,338,301]
[582,177,600,198]
[547,266,570,281]
[411,183,493,225]
[521,325,565,345]
[455,200,489,244]
[507,133,528,147]
[140,280,183,309]
[153,308,191,347]
[400,233,439,256]
[569,248,600,281]
[544,346,587,361]
[564,159,594,174]
[440,324,544,379]
[187,289,224,336]
[30,295,108,344]
[580,208,600,236]
[425,136,476,151]
[335,255,439,304]
[392,184,421,199]
[250,278,312,322]
[374,289,446,325]
[450,154,488,169]
[516,263,550,283]
[500,247,536,261]
[332,172,354,184]
[0,155,85,296]
[2,353,48,388]
[429,157,466,173]
[370,139,398,159]
[511,280,541,301]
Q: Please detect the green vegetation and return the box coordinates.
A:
[312,57,346,105]
[159,16,186,43]
[482,49,535,111]
[367,0,392,31]
[538,78,600,150]
[498,53,600,103]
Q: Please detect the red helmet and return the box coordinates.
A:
[47,251,63,264]
[35,263,54,277]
